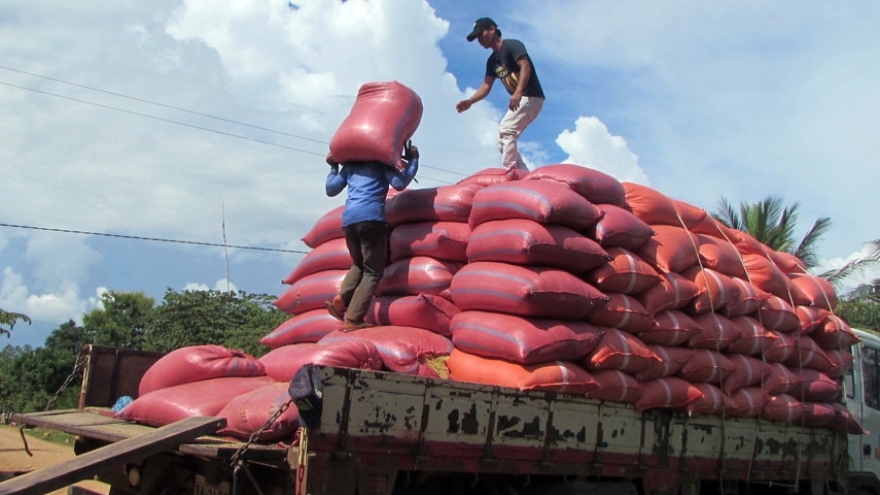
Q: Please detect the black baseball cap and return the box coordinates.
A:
[466,17,497,42]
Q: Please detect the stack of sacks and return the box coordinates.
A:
[119,346,300,442]
[619,182,861,432]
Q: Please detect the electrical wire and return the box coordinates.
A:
[0,223,309,255]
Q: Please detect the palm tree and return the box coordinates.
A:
[0,309,31,338]
[714,196,880,289]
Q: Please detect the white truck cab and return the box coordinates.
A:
[848,328,880,493]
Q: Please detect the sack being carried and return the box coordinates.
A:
[328,81,423,169]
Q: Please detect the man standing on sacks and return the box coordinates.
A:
[324,141,419,332]
[456,17,545,171]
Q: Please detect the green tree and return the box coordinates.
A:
[143,289,286,356]
[836,299,880,332]
[0,309,31,338]
[714,195,831,268]
[83,291,156,349]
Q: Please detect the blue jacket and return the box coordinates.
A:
[325,158,418,227]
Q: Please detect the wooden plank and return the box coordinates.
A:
[0,416,226,495]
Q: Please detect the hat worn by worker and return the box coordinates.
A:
[466,17,497,42]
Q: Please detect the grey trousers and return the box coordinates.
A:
[339,221,388,324]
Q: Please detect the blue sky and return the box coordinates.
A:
[2,0,880,348]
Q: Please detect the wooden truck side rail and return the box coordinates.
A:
[293,365,848,495]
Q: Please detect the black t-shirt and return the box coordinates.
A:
[484,39,545,98]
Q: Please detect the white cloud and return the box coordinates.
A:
[0,267,101,325]
[555,116,648,184]
[182,279,239,293]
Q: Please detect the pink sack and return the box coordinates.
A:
[467,219,611,274]
[742,253,791,300]
[801,402,836,428]
[782,336,836,374]
[328,81,422,168]
[389,221,471,262]
[139,345,266,396]
[764,331,798,363]
[122,376,274,427]
[721,277,767,318]
[686,383,735,416]
[468,180,604,231]
[283,237,351,285]
[680,267,742,315]
[763,362,802,395]
[634,377,703,412]
[274,270,347,315]
[302,205,344,249]
[320,326,454,378]
[367,294,459,336]
[451,262,610,320]
[636,310,701,346]
[637,272,702,315]
[447,349,599,395]
[696,234,746,278]
[587,293,656,333]
[811,314,860,350]
[259,341,384,382]
[580,328,660,374]
[824,349,854,379]
[793,369,841,402]
[386,183,483,225]
[635,345,694,382]
[758,295,801,333]
[457,167,526,187]
[377,256,462,298]
[586,370,643,403]
[829,403,866,434]
[727,387,768,418]
[450,311,604,364]
[677,349,735,385]
[727,316,777,356]
[524,164,627,207]
[622,183,679,227]
[688,312,742,351]
[217,381,301,442]
[585,247,662,295]
[590,203,655,251]
[789,273,837,311]
[260,310,343,348]
[722,354,770,395]
[762,394,804,424]
[796,305,829,334]
[636,225,700,274]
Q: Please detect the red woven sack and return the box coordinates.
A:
[796,305,829,334]
[587,293,656,333]
[259,341,383,382]
[764,331,798,363]
[824,349,854,379]
[139,345,266,396]
[260,310,343,348]
[635,345,694,381]
[696,234,746,278]
[636,225,700,274]
[789,273,837,310]
[586,370,643,403]
[328,81,422,168]
[727,316,777,356]
[447,349,599,395]
[721,277,767,318]
[389,221,471,262]
[283,237,351,285]
[688,312,742,351]
[320,326,454,378]
[367,294,459,336]
[637,310,701,346]
[811,314,861,350]
[637,271,702,315]
[757,295,801,333]
[742,253,791,300]
[762,394,804,424]
[468,180,604,230]
[386,183,483,225]
[467,219,611,274]
[763,363,802,395]
[585,247,661,295]
[457,167,526,187]
[376,256,462,299]
[686,383,735,415]
[782,336,836,374]
[634,377,703,411]
[524,164,627,207]
[217,381,301,442]
[580,328,660,373]
[301,205,344,249]
[590,203,655,251]
[274,270,347,315]
[722,354,770,395]
[680,267,742,315]
[450,311,604,364]
[727,387,768,418]
[800,402,836,428]
[793,369,841,402]
[677,349,735,385]
[451,262,610,320]
[122,377,274,427]
[622,182,679,226]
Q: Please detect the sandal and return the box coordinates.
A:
[324,300,345,321]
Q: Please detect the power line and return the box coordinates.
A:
[0,65,469,179]
[0,223,308,255]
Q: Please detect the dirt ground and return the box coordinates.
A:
[0,424,110,495]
